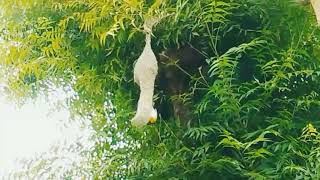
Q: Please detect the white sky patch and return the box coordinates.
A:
[0,89,95,178]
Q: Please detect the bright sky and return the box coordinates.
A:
[0,27,94,178]
[0,90,94,178]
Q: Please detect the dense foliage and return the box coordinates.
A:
[1,0,320,179]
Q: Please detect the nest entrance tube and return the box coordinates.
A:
[311,0,320,25]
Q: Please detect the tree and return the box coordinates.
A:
[1,0,320,179]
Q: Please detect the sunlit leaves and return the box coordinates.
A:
[1,0,320,179]
[184,124,221,141]
[218,131,244,150]
[301,123,318,141]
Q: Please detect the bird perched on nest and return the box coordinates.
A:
[131,17,163,128]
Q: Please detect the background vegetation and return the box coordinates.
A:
[1,0,320,179]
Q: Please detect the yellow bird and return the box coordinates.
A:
[148,108,158,124]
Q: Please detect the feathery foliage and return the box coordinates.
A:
[1,0,320,179]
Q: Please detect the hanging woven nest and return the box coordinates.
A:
[311,0,320,25]
[131,17,164,128]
